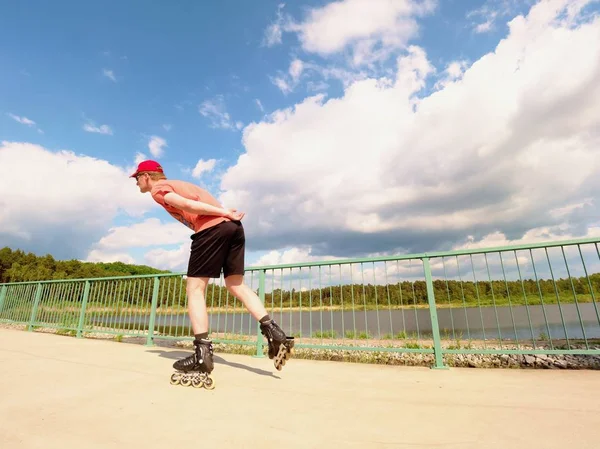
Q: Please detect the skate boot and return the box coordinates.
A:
[170,338,215,389]
[260,319,294,371]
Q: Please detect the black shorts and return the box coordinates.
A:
[187,220,245,278]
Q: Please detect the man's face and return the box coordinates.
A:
[135,173,150,193]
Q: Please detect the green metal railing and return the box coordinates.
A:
[1,237,599,368]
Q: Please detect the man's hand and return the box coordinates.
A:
[224,209,245,221]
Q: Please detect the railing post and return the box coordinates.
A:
[423,257,448,370]
[0,285,7,315]
[28,283,44,331]
[254,270,266,358]
[76,281,91,338]
[146,276,161,347]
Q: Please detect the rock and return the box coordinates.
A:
[524,355,536,365]
[554,359,568,368]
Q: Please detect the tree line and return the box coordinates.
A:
[0,247,169,283]
[1,247,598,309]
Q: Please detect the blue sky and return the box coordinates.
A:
[1,0,599,271]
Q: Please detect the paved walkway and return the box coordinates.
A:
[1,328,599,449]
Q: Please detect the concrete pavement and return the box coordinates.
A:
[1,327,599,449]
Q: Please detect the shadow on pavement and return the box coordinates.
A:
[146,348,280,379]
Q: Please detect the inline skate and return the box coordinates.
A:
[260,319,294,371]
[170,338,215,389]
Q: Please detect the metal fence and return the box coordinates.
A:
[1,237,599,368]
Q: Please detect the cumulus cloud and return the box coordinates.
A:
[86,250,136,265]
[85,218,192,269]
[283,0,436,66]
[148,136,167,158]
[192,159,217,179]
[433,60,469,90]
[144,243,191,271]
[220,0,600,259]
[93,218,191,250]
[0,142,153,260]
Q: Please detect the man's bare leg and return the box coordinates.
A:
[224,274,268,320]
[171,276,215,387]
[225,274,294,369]
[186,276,210,334]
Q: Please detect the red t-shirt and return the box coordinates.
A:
[150,179,228,233]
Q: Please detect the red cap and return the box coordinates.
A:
[130,160,164,178]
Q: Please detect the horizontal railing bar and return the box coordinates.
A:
[443,349,600,355]
[245,237,600,271]
[424,237,600,259]
[0,272,180,286]
[293,344,435,353]
[3,236,598,286]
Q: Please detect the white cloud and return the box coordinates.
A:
[103,69,117,82]
[144,243,191,271]
[453,224,600,253]
[148,136,167,158]
[466,0,541,34]
[271,76,292,94]
[83,123,113,135]
[434,59,469,89]
[85,218,195,268]
[192,159,217,179]
[271,59,307,94]
[251,247,339,267]
[219,0,600,258]
[0,141,152,260]
[255,99,265,112]
[270,58,376,96]
[289,59,304,81]
[284,0,436,66]
[475,19,495,33]
[7,113,36,126]
[263,3,287,47]
[86,250,136,265]
[93,218,191,250]
[7,113,43,134]
[135,152,147,164]
[162,124,172,131]
[199,95,243,130]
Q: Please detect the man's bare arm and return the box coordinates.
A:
[163,192,245,220]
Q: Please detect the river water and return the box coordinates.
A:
[101,302,600,341]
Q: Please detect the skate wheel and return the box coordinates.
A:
[192,377,204,388]
[203,377,215,390]
[181,376,192,387]
[170,373,181,385]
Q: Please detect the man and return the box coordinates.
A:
[130,160,294,383]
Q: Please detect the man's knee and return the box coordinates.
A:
[225,275,244,293]
[186,277,209,296]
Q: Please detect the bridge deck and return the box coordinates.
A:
[1,328,598,449]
